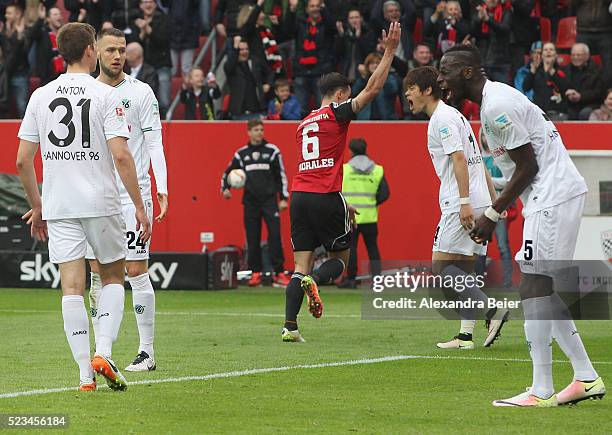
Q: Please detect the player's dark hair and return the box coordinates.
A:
[349,138,367,156]
[318,72,352,98]
[247,119,264,130]
[404,66,442,100]
[443,44,482,68]
[57,22,96,65]
[97,27,125,40]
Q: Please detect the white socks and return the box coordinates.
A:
[459,320,475,336]
[62,295,94,384]
[522,296,554,399]
[128,273,156,358]
[550,292,598,381]
[89,272,102,347]
[95,283,125,358]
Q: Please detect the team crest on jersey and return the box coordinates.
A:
[494,112,513,130]
[439,126,452,141]
[252,152,260,161]
[121,99,131,109]
[601,230,612,260]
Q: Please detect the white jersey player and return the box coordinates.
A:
[439,44,605,407]
[404,66,508,351]
[87,30,168,373]
[16,22,151,392]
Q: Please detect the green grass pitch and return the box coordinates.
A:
[0,287,610,434]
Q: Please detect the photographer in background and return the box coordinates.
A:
[221,119,291,287]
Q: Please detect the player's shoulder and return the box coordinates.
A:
[125,76,155,96]
[264,142,281,153]
[482,81,528,114]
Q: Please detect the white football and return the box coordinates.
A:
[227,169,246,188]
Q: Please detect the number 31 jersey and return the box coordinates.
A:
[18,73,130,220]
[292,100,356,193]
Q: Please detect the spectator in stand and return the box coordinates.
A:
[215,0,256,38]
[0,34,10,117]
[239,0,284,78]
[224,36,273,120]
[180,66,221,120]
[129,0,171,118]
[335,7,375,81]
[353,52,400,120]
[472,0,513,84]
[3,3,28,118]
[267,77,301,120]
[514,40,542,101]
[370,0,415,62]
[589,88,612,121]
[564,42,606,120]
[523,41,570,119]
[126,41,159,96]
[162,0,201,78]
[65,0,104,31]
[424,0,470,56]
[27,4,65,86]
[283,0,336,115]
[199,0,212,34]
[509,0,539,83]
[102,0,139,30]
[573,0,612,85]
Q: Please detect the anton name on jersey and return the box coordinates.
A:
[56,86,86,95]
[299,158,334,172]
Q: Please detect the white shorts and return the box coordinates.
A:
[48,214,126,264]
[432,207,488,256]
[516,194,586,276]
[86,199,153,262]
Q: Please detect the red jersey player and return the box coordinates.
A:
[282,21,401,342]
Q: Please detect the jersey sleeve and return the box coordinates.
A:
[139,84,162,132]
[17,91,40,143]
[486,102,530,150]
[103,88,130,140]
[437,118,463,155]
[330,99,357,122]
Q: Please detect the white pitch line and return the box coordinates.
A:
[0,309,359,318]
[1,354,611,400]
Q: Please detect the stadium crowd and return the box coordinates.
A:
[0,0,611,121]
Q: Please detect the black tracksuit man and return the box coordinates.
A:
[222,138,289,274]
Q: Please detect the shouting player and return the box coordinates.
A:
[87,28,168,372]
[282,21,401,342]
[17,23,151,391]
[404,66,509,349]
[439,44,605,407]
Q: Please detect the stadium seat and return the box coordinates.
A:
[557,53,570,66]
[413,18,422,45]
[555,16,577,50]
[394,96,403,119]
[540,17,551,42]
[170,77,185,119]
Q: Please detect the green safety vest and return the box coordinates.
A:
[342,163,384,224]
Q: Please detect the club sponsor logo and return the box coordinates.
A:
[134,304,146,314]
[494,112,513,130]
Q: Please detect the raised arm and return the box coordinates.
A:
[351,21,401,114]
